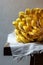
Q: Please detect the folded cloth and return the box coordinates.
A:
[7,32,43,61]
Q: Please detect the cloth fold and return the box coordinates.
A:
[7,32,43,61]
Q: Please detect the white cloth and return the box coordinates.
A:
[7,32,43,61]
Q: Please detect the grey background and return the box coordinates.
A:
[0,0,43,65]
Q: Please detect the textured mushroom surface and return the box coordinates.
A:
[12,8,43,43]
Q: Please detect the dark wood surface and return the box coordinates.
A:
[4,43,12,56]
[30,53,43,65]
[4,43,43,65]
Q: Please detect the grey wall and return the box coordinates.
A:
[0,0,43,65]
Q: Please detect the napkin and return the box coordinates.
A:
[7,32,43,62]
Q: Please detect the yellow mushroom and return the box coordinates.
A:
[23,25,30,32]
[25,8,31,15]
[16,18,21,22]
[19,11,25,19]
[12,21,18,28]
[12,8,43,43]
[16,35,22,42]
[40,9,43,17]
[19,34,29,43]
[15,29,20,35]
[21,30,30,40]
[37,35,43,41]
[26,17,31,26]
[31,20,37,28]
[18,21,25,31]
[22,18,26,22]
[39,18,43,27]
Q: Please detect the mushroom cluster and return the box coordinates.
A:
[12,8,43,43]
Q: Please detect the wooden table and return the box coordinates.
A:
[4,43,12,56]
[4,43,43,65]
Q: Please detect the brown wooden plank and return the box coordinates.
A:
[30,53,43,65]
[4,43,12,56]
